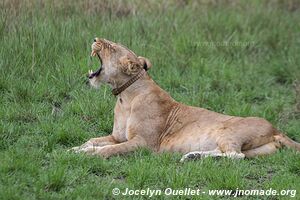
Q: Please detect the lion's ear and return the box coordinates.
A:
[138,56,152,71]
[120,56,141,75]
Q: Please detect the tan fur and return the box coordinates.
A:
[71,38,300,160]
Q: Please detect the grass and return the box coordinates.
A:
[0,0,300,199]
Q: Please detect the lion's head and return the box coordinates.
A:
[88,38,151,89]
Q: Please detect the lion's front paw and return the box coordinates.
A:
[68,146,81,152]
[87,146,112,158]
[69,141,94,153]
[79,146,97,154]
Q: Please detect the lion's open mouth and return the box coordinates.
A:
[88,52,102,79]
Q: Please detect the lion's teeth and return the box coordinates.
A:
[89,70,93,74]
[91,51,96,57]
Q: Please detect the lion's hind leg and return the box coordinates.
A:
[242,142,280,158]
[180,149,245,162]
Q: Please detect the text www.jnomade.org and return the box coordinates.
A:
[112,187,297,198]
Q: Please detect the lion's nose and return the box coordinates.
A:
[94,38,96,42]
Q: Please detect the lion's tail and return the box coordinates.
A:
[274,133,300,151]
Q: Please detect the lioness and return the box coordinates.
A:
[71,38,300,161]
